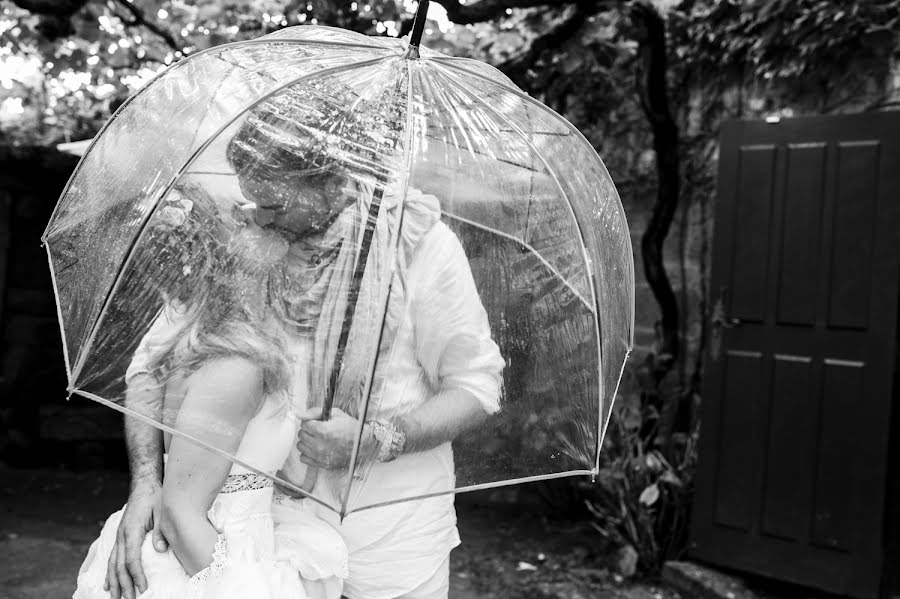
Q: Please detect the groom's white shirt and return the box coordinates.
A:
[304,217,504,599]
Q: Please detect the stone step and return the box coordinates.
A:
[663,561,772,599]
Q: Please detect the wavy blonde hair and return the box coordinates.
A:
[140,183,290,395]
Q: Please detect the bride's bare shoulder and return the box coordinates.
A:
[182,358,266,419]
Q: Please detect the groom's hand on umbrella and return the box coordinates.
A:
[296,407,358,470]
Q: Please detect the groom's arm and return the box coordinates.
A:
[393,387,490,453]
[124,375,165,487]
[397,223,504,451]
[297,224,503,468]
[105,306,182,599]
[296,388,487,469]
[105,375,167,599]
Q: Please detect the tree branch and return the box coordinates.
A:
[633,0,680,382]
[12,0,86,40]
[11,0,86,16]
[399,0,561,38]
[497,2,594,87]
[432,0,556,24]
[112,0,182,53]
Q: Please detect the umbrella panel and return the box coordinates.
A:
[335,60,602,513]
[435,61,635,440]
[74,64,411,511]
[44,41,393,379]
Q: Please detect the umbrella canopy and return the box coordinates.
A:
[42,24,634,516]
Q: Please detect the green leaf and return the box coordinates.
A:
[638,483,659,507]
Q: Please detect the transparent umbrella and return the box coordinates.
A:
[42,14,633,517]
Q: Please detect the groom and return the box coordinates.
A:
[105,111,504,599]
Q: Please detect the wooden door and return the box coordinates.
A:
[690,112,900,598]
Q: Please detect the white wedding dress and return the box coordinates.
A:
[73,360,347,599]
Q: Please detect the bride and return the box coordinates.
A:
[72,183,347,599]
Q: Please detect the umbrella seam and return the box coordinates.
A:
[439,211,594,313]
[70,389,339,513]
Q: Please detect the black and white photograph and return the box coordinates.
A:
[1,1,899,598]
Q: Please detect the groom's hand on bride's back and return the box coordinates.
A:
[104,481,169,599]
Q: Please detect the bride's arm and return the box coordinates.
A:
[159,358,264,576]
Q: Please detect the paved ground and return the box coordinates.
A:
[0,465,674,599]
[0,467,129,599]
[0,466,488,599]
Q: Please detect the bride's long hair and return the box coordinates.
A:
[139,183,290,395]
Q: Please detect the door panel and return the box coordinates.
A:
[730,146,776,323]
[828,142,879,330]
[761,354,815,543]
[713,350,767,532]
[690,112,900,598]
[777,144,825,326]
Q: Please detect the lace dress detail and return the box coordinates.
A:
[72,393,348,599]
[187,536,229,587]
[221,472,273,493]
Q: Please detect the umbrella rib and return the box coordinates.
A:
[429,64,607,470]
[67,54,395,384]
[44,244,73,385]
[441,212,594,313]
[70,389,339,513]
[334,68,417,519]
[42,37,392,241]
[345,469,595,514]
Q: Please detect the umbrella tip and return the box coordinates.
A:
[407,0,430,54]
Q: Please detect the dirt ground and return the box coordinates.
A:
[0,465,679,599]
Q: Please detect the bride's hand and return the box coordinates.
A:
[104,480,168,599]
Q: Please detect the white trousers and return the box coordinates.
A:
[396,556,450,599]
[343,556,450,599]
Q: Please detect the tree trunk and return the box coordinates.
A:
[632,2,681,447]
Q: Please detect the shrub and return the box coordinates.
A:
[585,393,699,575]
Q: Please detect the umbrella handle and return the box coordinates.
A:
[408,0,430,51]
[320,184,386,421]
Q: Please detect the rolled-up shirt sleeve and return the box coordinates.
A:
[124,304,184,384]
[412,223,505,414]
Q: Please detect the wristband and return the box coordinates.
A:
[369,419,406,462]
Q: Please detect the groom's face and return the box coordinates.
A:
[242,171,349,239]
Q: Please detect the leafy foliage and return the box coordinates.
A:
[0,0,410,146]
[670,0,899,82]
[586,394,699,574]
